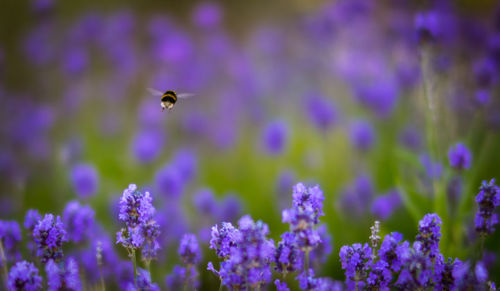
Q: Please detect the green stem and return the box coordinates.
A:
[99,266,106,291]
[131,249,137,287]
[184,265,191,291]
[218,281,223,291]
[0,241,9,289]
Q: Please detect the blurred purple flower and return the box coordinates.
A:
[193,188,217,217]
[23,23,56,66]
[218,194,242,222]
[349,119,376,151]
[62,47,88,75]
[179,233,201,266]
[192,2,223,29]
[171,148,198,184]
[339,243,372,290]
[261,120,289,155]
[46,258,81,291]
[62,201,95,243]
[448,143,472,171]
[0,220,21,264]
[371,189,401,220]
[354,78,399,118]
[33,214,67,263]
[306,93,337,132]
[70,163,98,198]
[131,129,165,164]
[339,174,374,218]
[475,179,500,235]
[8,261,43,291]
[399,125,422,151]
[127,268,159,291]
[419,154,443,180]
[155,164,184,198]
[416,213,442,258]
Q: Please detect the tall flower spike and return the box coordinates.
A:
[475,179,500,235]
[45,258,82,291]
[339,243,372,290]
[118,184,155,228]
[62,201,95,243]
[179,233,201,266]
[32,214,67,263]
[274,232,302,274]
[415,213,442,258]
[209,222,239,258]
[8,261,43,291]
[448,143,472,171]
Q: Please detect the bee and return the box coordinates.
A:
[148,88,194,111]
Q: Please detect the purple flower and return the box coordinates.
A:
[353,79,399,118]
[399,125,422,151]
[310,224,332,265]
[475,179,500,235]
[339,243,372,290]
[339,174,374,218]
[0,220,21,263]
[46,258,82,291]
[274,279,290,291]
[448,143,472,170]
[33,214,67,263]
[366,261,392,290]
[70,163,99,198]
[155,165,184,198]
[415,11,441,43]
[118,184,155,228]
[171,149,197,184]
[306,93,337,132]
[261,120,289,155]
[62,47,89,75]
[127,268,160,291]
[349,120,376,151]
[297,269,318,290]
[179,234,201,266]
[191,2,223,29]
[193,189,217,217]
[165,265,185,291]
[131,129,165,164]
[282,183,325,251]
[420,154,443,180]
[378,232,410,272]
[218,194,242,222]
[371,190,401,220]
[396,242,434,289]
[62,201,95,242]
[274,232,302,274]
[209,222,239,258]
[474,58,497,88]
[415,213,442,258]
[8,261,42,291]
[434,255,462,290]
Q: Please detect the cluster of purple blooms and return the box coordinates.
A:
[340,214,497,290]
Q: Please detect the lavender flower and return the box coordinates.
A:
[24,209,41,231]
[396,242,434,289]
[179,234,201,266]
[155,165,184,198]
[297,269,318,290]
[165,265,185,291]
[349,120,376,151]
[274,232,302,274]
[127,268,159,291]
[274,279,290,291]
[70,163,98,198]
[193,189,217,217]
[8,261,42,291]
[118,184,155,228]
[339,243,372,290]
[309,224,332,266]
[62,201,95,242]
[415,213,442,258]
[475,179,500,235]
[0,220,21,263]
[448,143,472,170]
[209,222,239,258]
[378,232,410,272]
[131,129,165,164]
[306,93,337,132]
[46,258,82,291]
[434,255,462,290]
[420,154,443,180]
[218,194,242,222]
[339,174,374,218]
[192,2,223,29]
[33,214,67,263]
[261,119,289,155]
[371,190,401,220]
[415,11,440,43]
[366,261,392,290]
[282,183,325,251]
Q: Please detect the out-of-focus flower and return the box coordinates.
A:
[420,154,443,180]
[448,143,472,170]
[218,194,242,223]
[127,268,159,291]
[349,119,376,151]
[46,258,81,291]
[192,2,223,29]
[193,188,217,217]
[70,163,99,198]
[171,149,198,184]
[399,125,422,151]
[8,261,43,291]
[33,214,67,263]
[371,189,401,220]
[131,129,165,164]
[63,201,95,243]
[0,220,21,264]
[274,279,290,291]
[353,78,399,118]
[339,174,374,218]
[310,224,332,265]
[261,119,289,155]
[179,233,201,266]
[155,164,184,198]
[24,209,41,231]
[306,93,337,132]
[475,179,500,235]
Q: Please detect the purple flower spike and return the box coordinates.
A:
[371,190,402,220]
[128,268,160,291]
[448,143,472,171]
[274,279,290,291]
[475,179,500,235]
[274,232,302,274]
[63,201,95,243]
[33,214,67,263]
[349,120,376,152]
[209,222,239,258]
[416,213,442,258]
[46,258,82,291]
[339,243,372,290]
[378,232,410,272]
[306,93,337,132]
[8,261,42,291]
[70,163,99,198]
[261,120,289,155]
[179,233,201,266]
[0,220,21,263]
[192,2,223,29]
[24,209,42,231]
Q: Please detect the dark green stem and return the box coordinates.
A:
[305,250,310,276]
[131,249,137,287]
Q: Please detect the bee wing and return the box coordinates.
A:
[147,87,164,97]
[177,93,195,99]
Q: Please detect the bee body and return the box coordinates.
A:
[160,90,178,111]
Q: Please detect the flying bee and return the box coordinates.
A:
[147,88,194,111]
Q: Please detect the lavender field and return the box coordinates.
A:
[1,0,500,290]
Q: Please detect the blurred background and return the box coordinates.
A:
[2,0,500,289]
